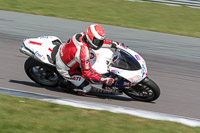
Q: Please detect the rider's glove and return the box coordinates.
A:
[100,77,115,86]
[111,42,125,48]
[118,42,125,47]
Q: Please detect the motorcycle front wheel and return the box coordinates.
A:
[123,77,160,102]
[24,57,59,87]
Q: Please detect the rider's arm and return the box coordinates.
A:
[80,45,102,83]
[102,38,124,48]
[80,45,114,85]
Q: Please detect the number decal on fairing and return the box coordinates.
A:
[142,64,146,77]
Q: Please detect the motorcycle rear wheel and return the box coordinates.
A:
[123,78,160,102]
[24,57,59,87]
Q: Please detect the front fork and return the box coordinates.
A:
[140,77,150,84]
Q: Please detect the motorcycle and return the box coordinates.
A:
[19,36,160,102]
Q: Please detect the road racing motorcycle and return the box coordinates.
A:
[19,36,160,102]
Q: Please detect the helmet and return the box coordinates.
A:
[85,24,106,50]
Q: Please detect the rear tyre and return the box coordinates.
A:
[24,57,59,87]
[123,78,160,102]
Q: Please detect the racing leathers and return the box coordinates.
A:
[55,32,123,92]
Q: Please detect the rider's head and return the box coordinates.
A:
[85,24,106,50]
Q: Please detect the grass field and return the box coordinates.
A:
[0,93,200,133]
[0,0,200,38]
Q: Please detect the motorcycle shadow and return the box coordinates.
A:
[85,92,133,101]
[9,80,151,102]
[9,79,59,92]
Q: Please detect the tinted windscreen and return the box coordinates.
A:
[112,49,141,70]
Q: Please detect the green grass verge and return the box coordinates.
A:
[0,0,200,37]
[0,93,200,133]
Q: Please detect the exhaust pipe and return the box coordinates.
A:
[19,45,34,57]
[19,45,41,62]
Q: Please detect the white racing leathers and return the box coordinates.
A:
[56,33,123,92]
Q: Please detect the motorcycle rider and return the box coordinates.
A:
[55,24,124,95]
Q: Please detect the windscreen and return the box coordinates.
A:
[111,49,141,70]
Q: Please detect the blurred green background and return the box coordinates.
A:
[0,0,200,37]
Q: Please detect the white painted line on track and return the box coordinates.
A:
[43,98,200,127]
[0,86,200,127]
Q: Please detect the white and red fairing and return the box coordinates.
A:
[90,45,148,85]
[20,36,62,66]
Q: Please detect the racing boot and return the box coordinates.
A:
[58,79,73,92]
[73,80,91,96]
[73,89,87,96]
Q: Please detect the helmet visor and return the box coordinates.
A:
[92,37,104,50]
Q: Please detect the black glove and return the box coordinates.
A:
[111,42,117,49]
[111,42,125,48]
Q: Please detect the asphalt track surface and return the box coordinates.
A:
[0,10,200,119]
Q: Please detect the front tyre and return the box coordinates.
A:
[123,78,160,102]
[24,57,59,87]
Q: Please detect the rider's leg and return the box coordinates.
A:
[56,68,92,94]
[56,61,91,94]
[55,47,91,94]
[66,74,91,93]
